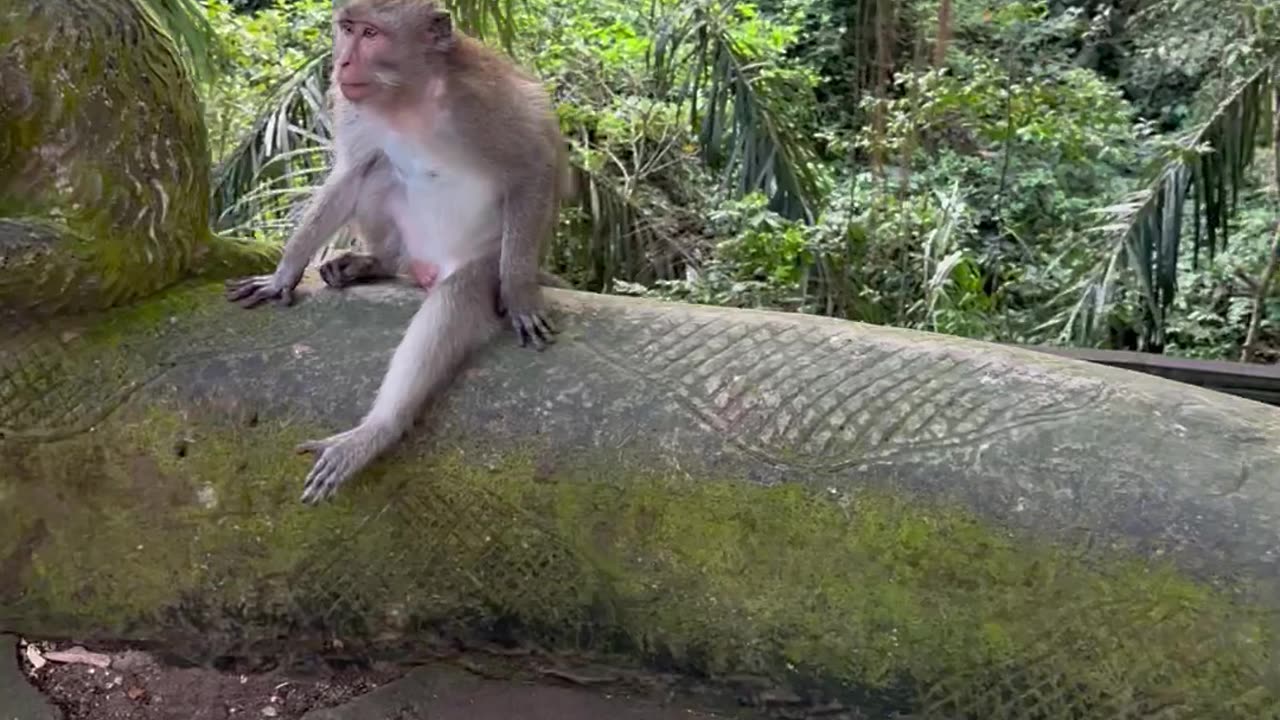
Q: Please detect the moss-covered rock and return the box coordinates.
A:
[3,280,1280,718]
[0,0,275,316]
[3,4,1278,716]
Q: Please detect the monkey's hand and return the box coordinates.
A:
[498,282,558,350]
[296,422,394,504]
[224,269,302,309]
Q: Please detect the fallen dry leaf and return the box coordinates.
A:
[44,645,111,668]
[23,642,47,670]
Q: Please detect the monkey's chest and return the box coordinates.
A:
[386,149,440,186]
[381,147,500,269]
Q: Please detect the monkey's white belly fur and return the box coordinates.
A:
[378,129,501,281]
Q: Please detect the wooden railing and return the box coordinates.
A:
[1017,346,1280,407]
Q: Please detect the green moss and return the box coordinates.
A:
[9,279,267,375]
[3,399,1279,717]
[73,281,229,346]
[0,281,237,435]
[193,234,282,281]
[0,1,276,315]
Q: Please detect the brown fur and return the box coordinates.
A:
[225,0,570,503]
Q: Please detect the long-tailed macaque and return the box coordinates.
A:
[225,0,569,503]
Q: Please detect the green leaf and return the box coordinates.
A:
[136,0,221,83]
[1071,61,1276,349]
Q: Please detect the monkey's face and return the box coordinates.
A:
[333,15,399,104]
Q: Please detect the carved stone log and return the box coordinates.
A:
[3,278,1280,717]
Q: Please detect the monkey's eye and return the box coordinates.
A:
[362,27,378,38]
[339,22,353,35]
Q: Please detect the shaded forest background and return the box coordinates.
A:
[194,0,1280,362]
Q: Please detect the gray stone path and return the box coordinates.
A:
[0,635,60,720]
[302,664,744,720]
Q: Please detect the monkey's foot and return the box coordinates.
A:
[498,287,559,351]
[408,259,440,291]
[296,422,395,504]
[319,252,394,289]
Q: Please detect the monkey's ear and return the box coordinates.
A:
[425,10,454,50]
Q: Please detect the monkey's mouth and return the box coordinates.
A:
[340,82,376,100]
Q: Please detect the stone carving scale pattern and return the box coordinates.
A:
[584,310,1110,470]
[282,475,591,644]
[0,295,328,440]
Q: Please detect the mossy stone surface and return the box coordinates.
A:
[0,0,276,316]
[3,281,1280,717]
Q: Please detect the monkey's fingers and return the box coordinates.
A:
[236,289,275,309]
[300,453,343,504]
[531,312,558,338]
[514,313,557,351]
[319,261,346,289]
[295,440,327,455]
[226,277,278,308]
[236,284,294,309]
[224,277,263,302]
[297,436,358,504]
[512,316,542,350]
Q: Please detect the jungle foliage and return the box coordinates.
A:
[162,0,1280,361]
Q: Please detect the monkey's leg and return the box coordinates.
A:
[297,257,502,503]
[498,169,560,350]
[319,218,406,289]
[318,251,399,288]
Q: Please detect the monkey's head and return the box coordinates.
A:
[333,0,455,105]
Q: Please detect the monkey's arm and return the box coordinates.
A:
[225,153,386,308]
[497,170,558,349]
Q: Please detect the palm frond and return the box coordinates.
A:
[710,27,823,222]
[1068,62,1276,349]
[554,161,693,291]
[135,0,221,83]
[445,0,519,53]
[209,51,334,236]
[660,13,823,222]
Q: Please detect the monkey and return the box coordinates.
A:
[224,0,570,504]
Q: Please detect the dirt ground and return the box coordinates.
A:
[15,638,822,720]
[20,640,403,720]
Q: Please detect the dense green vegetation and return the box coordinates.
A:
[191,0,1280,362]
